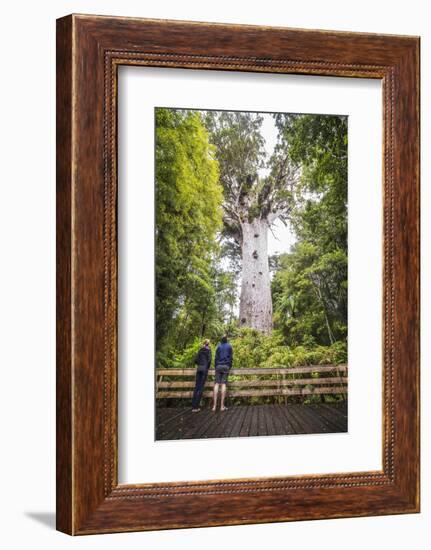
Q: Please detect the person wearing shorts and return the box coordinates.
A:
[212,335,233,412]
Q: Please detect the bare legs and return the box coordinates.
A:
[212,383,219,411]
[220,385,227,411]
[212,383,227,411]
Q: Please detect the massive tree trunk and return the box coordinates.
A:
[239,218,273,334]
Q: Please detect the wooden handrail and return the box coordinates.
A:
[156,364,347,399]
[157,377,347,389]
[156,386,347,399]
[156,364,347,376]
[155,363,347,399]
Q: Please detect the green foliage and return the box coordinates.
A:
[173,338,204,368]
[155,108,223,347]
[228,328,346,369]
[272,245,347,345]
[274,113,348,252]
[165,328,346,370]
[271,113,348,347]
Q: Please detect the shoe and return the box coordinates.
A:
[191,408,200,412]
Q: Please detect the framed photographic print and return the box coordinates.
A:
[56,14,420,535]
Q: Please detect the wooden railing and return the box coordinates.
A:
[156,364,347,400]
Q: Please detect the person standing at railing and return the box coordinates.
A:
[191,339,212,412]
[212,335,233,412]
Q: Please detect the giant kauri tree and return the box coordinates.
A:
[205,111,300,334]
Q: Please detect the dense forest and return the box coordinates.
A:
[155,108,348,381]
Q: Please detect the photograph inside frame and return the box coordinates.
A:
[154,106,348,441]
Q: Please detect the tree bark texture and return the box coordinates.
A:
[239,219,273,333]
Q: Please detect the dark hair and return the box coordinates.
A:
[221,335,228,344]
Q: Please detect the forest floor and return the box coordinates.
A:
[155,403,347,440]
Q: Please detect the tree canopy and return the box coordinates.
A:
[204,111,300,245]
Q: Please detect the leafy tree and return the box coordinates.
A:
[155,108,223,349]
[272,245,347,346]
[204,111,300,333]
[274,113,348,253]
[271,114,348,346]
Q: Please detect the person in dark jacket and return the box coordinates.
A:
[212,335,233,412]
[191,339,212,412]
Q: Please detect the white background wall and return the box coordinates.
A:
[0,1,428,548]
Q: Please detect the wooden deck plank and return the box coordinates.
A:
[306,403,346,430]
[252,406,261,437]
[271,405,291,435]
[239,406,253,437]
[284,405,309,433]
[297,403,340,434]
[155,407,172,423]
[155,404,347,440]
[276,405,288,435]
[218,408,235,432]
[155,409,185,439]
[219,407,235,437]
[218,409,237,437]
[276,404,302,434]
[192,410,219,439]
[310,404,347,425]
[155,407,189,429]
[181,409,213,439]
[169,409,199,440]
[158,409,195,440]
[211,408,236,438]
[265,405,277,436]
[321,402,348,420]
[256,406,267,437]
[208,409,230,438]
[228,406,248,437]
[247,406,258,437]
[310,406,347,431]
[300,406,335,435]
[200,411,220,438]
[224,406,240,437]
[279,404,294,435]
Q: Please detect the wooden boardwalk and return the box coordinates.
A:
[156,403,347,440]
